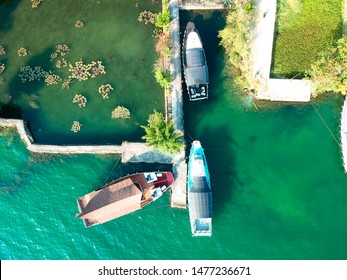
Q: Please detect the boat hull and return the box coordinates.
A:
[76,171,175,227]
[182,22,209,101]
[187,141,212,236]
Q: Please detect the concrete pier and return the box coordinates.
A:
[179,0,225,10]
[249,0,311,102]
[168,0,187,208]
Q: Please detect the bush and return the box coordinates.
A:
[308,36,347,95]
[155,69,172,88]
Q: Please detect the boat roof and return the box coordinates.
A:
[187,32,203,49]
[185,65,209,86]
[188,181,212,219]
[186,48,205,68]
[78,178,143,225]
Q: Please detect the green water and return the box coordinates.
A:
[0,0,163,144]
[1,7,347,260]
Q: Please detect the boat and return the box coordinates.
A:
[187,140,212,236]
[182,22,209,101]
[76,171,175,227]
[341,97,347,172]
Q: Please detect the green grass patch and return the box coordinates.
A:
[271,0,343,78]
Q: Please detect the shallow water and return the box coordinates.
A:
[1,7,347,260]
[0,0,163,144]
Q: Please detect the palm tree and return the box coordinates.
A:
[141,110,184,154]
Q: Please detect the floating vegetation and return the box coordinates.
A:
[62,78,72,89]
[138,11,157,25]
[71,121,82,133]
[111,106,131,119]
[0,63,5,74]
[45,73,62,85]
[50,52,58,61]
[31,0,44,8]
[90,61,106,78]
[55,44,69,56]
[17,47,28,57]
[0,46,5,55]
[56,58,67,68]
[72,94,87,108]
[75,20,84,28]
[98,84,113,99]
[69,60,106,81]
[19,66,48,82]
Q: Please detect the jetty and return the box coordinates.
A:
[250,0,311,102]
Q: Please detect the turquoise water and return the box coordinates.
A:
[1,9,347,260]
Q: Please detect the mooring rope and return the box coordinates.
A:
[184,128,194,142]
[102,157,121,185]
[134,203,172,215]
[310,101,340,146]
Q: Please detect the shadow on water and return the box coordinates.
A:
[8,47,53,103]
[186,125,237,218]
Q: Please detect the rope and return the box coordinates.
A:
[310,101,340,146]
[102,157,121,185]
[184,128,194,142]
[133,203,172,215]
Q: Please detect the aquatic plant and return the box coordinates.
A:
[89,61,106,78]
[68,60,105,81]
[98,84,113,99]
[31,0,43,8]
[0,46,5,55]
[71,121,82,133]
[72,94,87,108]
[45,73,62,85]
[111,106,130,119]
[68,60,90,81]
[75,20,84,28]
[141,110,184,154]
[19,66,48,82]
[56,58,67,68]
[17,47,28,57]
[62,78,72,89]
[0,63,5,74]
[50,52,58,61]
[55,44,69,56]
[138,11,157,25]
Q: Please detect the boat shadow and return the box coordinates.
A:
[186,125,238,220]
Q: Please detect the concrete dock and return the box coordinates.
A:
[250,0,311,102]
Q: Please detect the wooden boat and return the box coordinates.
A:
[341,97,347,172]
[76,172,175,227]
[182,22,209,101]
[187,141,212,236]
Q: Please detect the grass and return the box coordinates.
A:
[271,0,343,78]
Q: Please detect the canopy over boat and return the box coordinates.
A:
[77,172,174,227]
